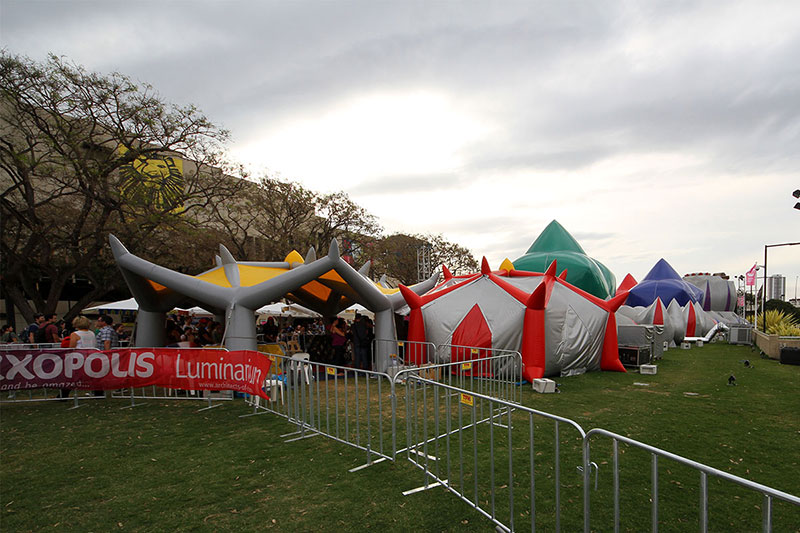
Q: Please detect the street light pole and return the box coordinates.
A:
[755,265,761,330]
[762,241,800,330]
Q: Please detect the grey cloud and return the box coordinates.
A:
[572,231,617,242]
[349,172,465,195]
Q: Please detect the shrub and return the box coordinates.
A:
[758,309,800,336]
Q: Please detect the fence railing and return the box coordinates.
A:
[390,349,523,461]
[583,429,800,533]
[1,342,62,350]
[372,338,435,370]
[238,340,798,531]
[1,346,105,409]
[242,352,395,467]
[111,386,233,410]
[108,347,234,410]
[401,373,588,532]
[5,339,797,531]
[0,387,105,409]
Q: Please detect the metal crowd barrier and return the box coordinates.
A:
[0,345,234,411]
[401,373,587,532]
[111,347,234,411]
[1,346,107,409]
[111,386,233,411]
[0,387,105,410]
[238,340,797,532]
[390,349,523,461]
[242,352,395,468]
[9,340,793,531]
[371,339,436,368]
[583,429,800,533]
[1,343,62,350]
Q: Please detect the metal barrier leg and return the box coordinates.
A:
[196,396,223,412]
[119,388,143,409]
[66,390,82,410]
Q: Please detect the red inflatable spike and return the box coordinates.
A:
[558,269,568,280]
[653,298,664,325]
[442,264,453,280]
[526,282,547,310]
[544,259,558,277]
[606,291,629,312]
[398,284,423,308]
[616,273,638,294]
[686,301,697,337]
[481,257,491,275]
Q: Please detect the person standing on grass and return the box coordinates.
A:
[330,317,348,366]
[351,314,370,371]
[1,324,19,344]
[24,313,45,343]
[42,314,60,344]
[96,315,119,350]
[67,316,99,398]
[68,316,96,349]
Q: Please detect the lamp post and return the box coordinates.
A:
[736,274,745,318]
[754,265,762,330]
[762,241,800,330]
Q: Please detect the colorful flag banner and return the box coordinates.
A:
[745,264,757,287]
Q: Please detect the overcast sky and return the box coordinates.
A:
[2,0,798,295]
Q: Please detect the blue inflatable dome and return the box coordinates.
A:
[626,258,705,307]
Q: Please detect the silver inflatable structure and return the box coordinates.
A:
[110,235,438,372]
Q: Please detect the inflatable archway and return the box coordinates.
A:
[110,235,437,372]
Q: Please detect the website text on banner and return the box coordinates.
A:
[0,348,272,399]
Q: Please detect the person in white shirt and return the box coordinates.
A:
[68,316,97,348]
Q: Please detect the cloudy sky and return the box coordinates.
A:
[2,0,798,295]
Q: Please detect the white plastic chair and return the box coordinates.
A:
[290,353,313,385]
[261,374,285,404]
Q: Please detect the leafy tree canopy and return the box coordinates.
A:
[0,52,244,322]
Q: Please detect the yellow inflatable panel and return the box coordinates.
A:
[194,265,289,287]
[284,250,304,264]
[195,267,231,287]
[238,265,287,287]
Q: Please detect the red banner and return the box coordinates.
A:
[0,348,271,399]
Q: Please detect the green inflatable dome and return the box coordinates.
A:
[513,220,616,299]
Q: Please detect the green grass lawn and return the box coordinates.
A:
[1,343,798,532]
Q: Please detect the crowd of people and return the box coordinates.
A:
[2,310,380,371]
[261,314,376,370]
[164,315,224,347]
[1,313,128,349]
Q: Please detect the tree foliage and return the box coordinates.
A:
[764,298,800,322]
[369,233,478,285]
[202,176,383,262]
[0,52,244,322]
[0,52,479,325]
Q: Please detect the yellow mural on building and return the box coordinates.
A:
[118,146,185,211]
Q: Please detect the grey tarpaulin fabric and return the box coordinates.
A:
[683,274,737,312]
[709,311,750,326]
[412,269,615,378]
[617,299,676,350]
[682,303,718,337]
[617,324,655,351]
[666,300,686,345]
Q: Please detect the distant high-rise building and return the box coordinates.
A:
[766,274,786,301]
